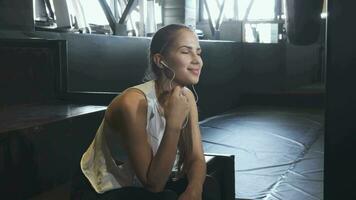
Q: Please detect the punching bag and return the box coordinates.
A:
[286,0,324,45]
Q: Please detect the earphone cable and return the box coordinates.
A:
[162,63,190,129]
[192,84,199,104]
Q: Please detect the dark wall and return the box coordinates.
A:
[45,34,151,93]
[0,30,322,118]
[196,41,244,117]
[0,39,64,106]
[240,43,285,92]
[286,43,321,88]
[325,1,356,199]
[0,0,34,31]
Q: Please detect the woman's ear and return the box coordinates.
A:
[153,53,164,69]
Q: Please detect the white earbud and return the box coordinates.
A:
[160,61,168,68]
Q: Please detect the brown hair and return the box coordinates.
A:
[145,24,195,175]
[144,24,194,81]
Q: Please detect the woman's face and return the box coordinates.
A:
[163,29,203,86]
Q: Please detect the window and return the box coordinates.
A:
[243,0,278,43]
[79,0,108,25]
[77,0,162,36]
[77,0,112,34]
[244,23,279,43]
[34,0,162,36]
[202,0,237,22]
[200,0,282,43]
[34,0,289,42]
[247,0,275,20]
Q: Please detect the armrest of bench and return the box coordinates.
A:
[204,153,235,200]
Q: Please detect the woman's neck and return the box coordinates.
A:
[155,77,176,94]
[155,77,181,106]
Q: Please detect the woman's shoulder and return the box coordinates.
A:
[105,89,148,127]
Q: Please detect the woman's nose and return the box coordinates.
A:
[191,54,202,65]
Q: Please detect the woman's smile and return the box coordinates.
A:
[187,68,201,76]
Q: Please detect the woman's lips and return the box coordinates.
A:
[188,69,200,76]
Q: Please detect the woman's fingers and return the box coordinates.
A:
[178,88,189,104]
[173,85,182,96]
[165,86,191,129]
[181,88,187,96]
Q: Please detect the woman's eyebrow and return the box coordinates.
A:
[177,45,201,51]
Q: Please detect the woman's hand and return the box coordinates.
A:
[164,86,190,130]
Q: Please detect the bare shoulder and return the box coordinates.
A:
[105,89,147,130]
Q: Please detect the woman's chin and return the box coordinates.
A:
[183,79,199,86]
[191,77,200,85]
[176,76,200,86]
[192,80,199,85]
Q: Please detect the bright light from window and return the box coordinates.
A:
[202,0,239,25]
[155,3,162,25]
[127,8,140,31]
[238,0,251,20]
[244,23,278,43]
[79,0,109,25]
[248,0,275,20]
[203,0,221,25]
[223,0,236,19]
[204,0,276,21]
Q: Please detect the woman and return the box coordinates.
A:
[71,24,220,200]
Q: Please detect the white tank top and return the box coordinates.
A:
[80,80,178,193]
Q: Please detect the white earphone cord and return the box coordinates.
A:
[164,65,188,128]
[163,63,199,104]
[192,84,199,104]
[163,63,199,129]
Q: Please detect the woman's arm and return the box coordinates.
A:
[182,89,207,197]
[105,87,189,193]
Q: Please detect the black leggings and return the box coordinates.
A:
[70,169,221,200]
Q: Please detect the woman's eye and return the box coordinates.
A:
[181,51,189,54]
